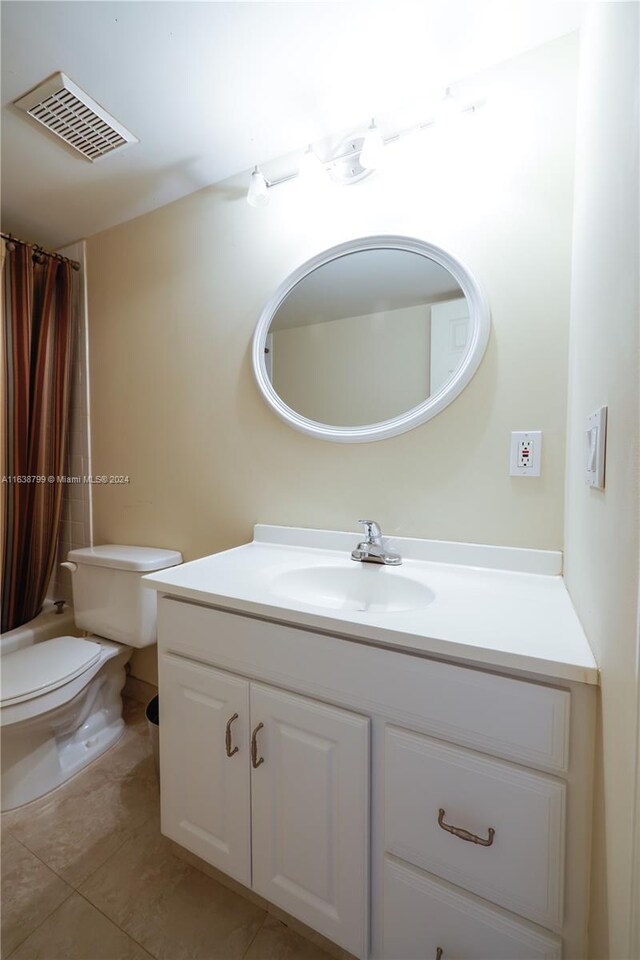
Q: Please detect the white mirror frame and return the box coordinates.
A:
[252,235,490,443]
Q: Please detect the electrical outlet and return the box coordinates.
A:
[510,431,542,476]
[518,438,534,468]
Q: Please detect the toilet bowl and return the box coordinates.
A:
[0,544,182,811]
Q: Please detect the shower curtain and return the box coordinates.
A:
[1,238,76,633]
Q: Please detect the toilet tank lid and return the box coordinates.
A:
[67,544,183,572]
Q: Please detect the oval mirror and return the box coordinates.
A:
[252,235,490,442]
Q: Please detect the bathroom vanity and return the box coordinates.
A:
[143,526,598,960]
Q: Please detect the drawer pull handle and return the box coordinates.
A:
[251,722,264,768]
[436,950,443,960]
[225,713,239,757]
[438,808,495,847]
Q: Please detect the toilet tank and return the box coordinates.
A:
[65,545,182,647]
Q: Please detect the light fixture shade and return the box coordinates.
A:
[247,166,269,207]
[437,86,461,124]
[299,145,324,183]
[359,119,384,170]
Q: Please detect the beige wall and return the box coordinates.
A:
[563,5,640,958]
[273,303,431,425]
[86,36,579,684]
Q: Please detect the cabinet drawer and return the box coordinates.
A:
[384,726,565,930]
[382,856,561,960]
[159,598,570,772]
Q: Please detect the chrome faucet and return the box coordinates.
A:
[351,520,402,566]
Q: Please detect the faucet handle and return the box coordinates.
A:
[358,520,381,541]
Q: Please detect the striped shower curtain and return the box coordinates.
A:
[1,238,76,633]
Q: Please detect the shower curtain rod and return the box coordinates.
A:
[1,232,81,271]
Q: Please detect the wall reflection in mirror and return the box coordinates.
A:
[264,249,470,427]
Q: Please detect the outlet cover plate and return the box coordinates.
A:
[510,431,542,477]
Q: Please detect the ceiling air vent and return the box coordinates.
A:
[13,72,138,162]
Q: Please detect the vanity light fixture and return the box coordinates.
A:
[359,118,385,170]
[247,165,269,207]
[246,88,484,206]
[437,85,462,124]
[299,144,325,183]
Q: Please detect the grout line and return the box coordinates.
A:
[2,837,75,959]
[3,805,137,893]
[2,829,73,887]
[71,827,136,890]
[4,894,76,960]
[75,889,156,959]
[240,912,269,959]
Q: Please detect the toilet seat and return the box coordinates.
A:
[1,636,102,707]
[0,637,126,729]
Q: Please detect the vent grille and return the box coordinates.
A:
[14,72,137,162]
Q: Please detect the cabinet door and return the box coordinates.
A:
[250,683,369,959]
[159,653,251,885]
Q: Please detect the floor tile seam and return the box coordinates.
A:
[74,889,156,959]
[2,831,75,889]
[15,813,143,890]
[3,882,75,960]
[4,834,86,890]
[73,826,140,892]
[240,912,270,960]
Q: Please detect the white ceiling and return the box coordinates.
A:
[1,1,585,249]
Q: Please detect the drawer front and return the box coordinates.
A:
[158,598,570,772]
[384,726,565,930]
[382,856,562,960]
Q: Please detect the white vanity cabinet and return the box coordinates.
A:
[159,648,369,957]
[156,594,595,960]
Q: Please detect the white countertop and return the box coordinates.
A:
[143,525,599,685]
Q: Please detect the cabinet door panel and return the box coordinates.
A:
[383,857,561,960]
[159,654,251,885]
[250,683,369,958]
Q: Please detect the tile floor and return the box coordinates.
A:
[1,700,341,960]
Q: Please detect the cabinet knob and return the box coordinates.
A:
[225,713,239,758]
[251,722,264,769]
[438,808,495,847]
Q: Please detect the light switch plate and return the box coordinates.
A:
[510,431,542,476]
[585,406,607,489]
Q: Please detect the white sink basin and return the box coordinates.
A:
[269,564,435,613]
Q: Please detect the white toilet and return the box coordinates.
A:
[0,544,182,811]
